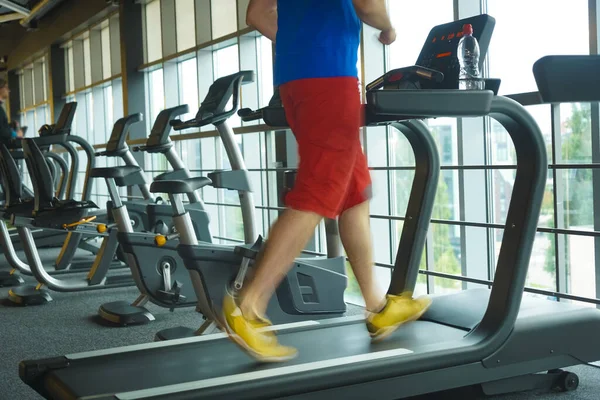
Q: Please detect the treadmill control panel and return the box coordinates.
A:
[416,14,495,89]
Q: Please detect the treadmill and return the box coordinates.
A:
[18,15,600,400]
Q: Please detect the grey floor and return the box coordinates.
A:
[1,249,599,400]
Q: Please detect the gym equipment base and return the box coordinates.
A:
[154,326,197,341]
[0,270,25,287]
[8,285,52,305]
[98,301,155,326]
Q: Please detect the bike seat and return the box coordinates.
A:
[90,166,147,187]
[150,177,213,194]
[90,166,142,179]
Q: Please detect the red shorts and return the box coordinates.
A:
[280,77,372,219]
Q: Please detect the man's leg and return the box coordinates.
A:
[338,200,385,312]
[221,77,359,362]
[339,146,432,342]
[239,208,322,319]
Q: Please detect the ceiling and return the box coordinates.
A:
[0,0,34,16]
[0,0,65,71]
[0,0,65,27]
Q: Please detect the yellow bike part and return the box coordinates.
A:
[62,215,97,229]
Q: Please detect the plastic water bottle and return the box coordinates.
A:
[457,24,484,90]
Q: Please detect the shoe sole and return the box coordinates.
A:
[221,311,298,363]
[369,297,433,343]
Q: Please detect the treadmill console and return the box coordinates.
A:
[415,14,495,90]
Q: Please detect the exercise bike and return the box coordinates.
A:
[94,106,216,328]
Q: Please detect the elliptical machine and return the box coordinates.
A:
[0,116,162,305]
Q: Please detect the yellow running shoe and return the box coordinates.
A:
[366,291,432,342]
[222,291,298,362]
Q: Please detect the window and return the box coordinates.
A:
[211,0,237,39]
[146,68,165,172]
[34,105,47,133]
[177,58,200,169]
[175,0,196,52]
[67,46,75,92]
[148,68,165,126]
[86,91,95,144]
[257,36,274,108]
[387,0,454,70]
[177,58,199,129]
[101,25,112,79]
[104,85,114,136]
[213,45,240,128]
[487,0,589,94]
[19,73,25,108]
[145,0,163,62]
[84,37,92,86]
[42,62,48,101]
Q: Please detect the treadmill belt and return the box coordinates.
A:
[45,321,465,398]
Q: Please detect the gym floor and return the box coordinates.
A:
[1,249,599,400]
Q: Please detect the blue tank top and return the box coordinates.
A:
[274,0,361,86]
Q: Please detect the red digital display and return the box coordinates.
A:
[436,52,452,58]
[431,29,465,43]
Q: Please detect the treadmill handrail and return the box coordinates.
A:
[533,55,600,103]
[45,152,68,199]
[66,135,96,202]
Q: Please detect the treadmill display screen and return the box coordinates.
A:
[415,14,496,89]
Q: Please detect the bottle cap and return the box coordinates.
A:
[463,24,474,35]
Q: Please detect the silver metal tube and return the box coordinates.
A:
[122,151,152,200]
[106,178,123,208]
[166,147,201,203]
[173,212,199,246]
[165,146,185,170]
[162,262,172,291]
[0,219,32,273]
[111,205,134,233]
[216,122,257,244]
[107,177,150,298]
[17,225,133,292]
[17,226,74,290]
[168,193,187,216]
[122,150,140,167]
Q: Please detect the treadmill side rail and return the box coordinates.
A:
[19,357,70,395]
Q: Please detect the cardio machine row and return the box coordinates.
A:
[0,103,132,297]
[0,69,349,341]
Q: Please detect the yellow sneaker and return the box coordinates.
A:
[222,291,297,362]
[366,292,432,342]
